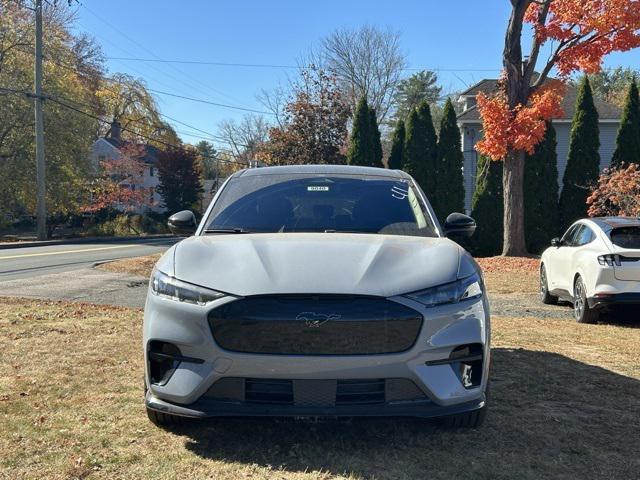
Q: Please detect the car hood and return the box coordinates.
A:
[170,233,462,297]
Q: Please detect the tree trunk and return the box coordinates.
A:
[502,150,528,256]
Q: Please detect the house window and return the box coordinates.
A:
[149,187,154,202]
[98,155,107,164]
[150,166,154,177]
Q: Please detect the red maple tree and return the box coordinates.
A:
[476,0,640,255]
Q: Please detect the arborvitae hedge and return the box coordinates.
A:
[470,155,503,256]
[387,120,405,170]
[347,97,372,166]
[369,108,384,168]
[611,79,640,168]
[524,122,560,253]
[403,100,437,196]
[433,98,465,221]
[559,76,600,230]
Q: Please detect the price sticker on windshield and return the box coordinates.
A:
[307,186,330,192]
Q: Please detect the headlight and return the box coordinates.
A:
[150,268,225,305]
[404,272,483,308]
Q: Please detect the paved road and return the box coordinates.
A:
[0,237,176,281]
[0,238,178,308]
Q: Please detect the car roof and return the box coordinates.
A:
[590,216,640,231]
[234,164,411,179]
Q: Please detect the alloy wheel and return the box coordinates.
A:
[574,280,585,321]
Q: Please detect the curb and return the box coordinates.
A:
[0,234,179,250]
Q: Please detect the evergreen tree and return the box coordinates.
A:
[403,101,437,195]
[559,76,601,229]
[369,107,384,167]
[470,155,503,256]
[524,123,559,253]
[157,146,204,213]
[347,97,372,166]
[387,120,405,170]
[611,79,640,167]
[433,98,465,221]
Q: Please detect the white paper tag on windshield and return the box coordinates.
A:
[307,186,329,192]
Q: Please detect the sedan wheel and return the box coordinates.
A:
[573,276,598,324]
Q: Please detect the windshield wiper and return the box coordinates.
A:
[203,228,252,234]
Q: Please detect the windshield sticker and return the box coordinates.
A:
[391,183,409,200]
[307,186,330,192]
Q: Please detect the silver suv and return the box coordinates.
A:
[144,165,490,428]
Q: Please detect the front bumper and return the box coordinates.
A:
[143,290,491,417]
[145,389,487,419]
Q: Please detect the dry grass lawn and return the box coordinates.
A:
[1,290,639,479]
[97,254,161,278]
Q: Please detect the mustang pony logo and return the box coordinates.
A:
[296,312,342,328]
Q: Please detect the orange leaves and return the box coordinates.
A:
[475,83,565,161]
[525,0,640,77]
[587,163,640,217]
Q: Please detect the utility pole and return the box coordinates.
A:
[34,0,46,240]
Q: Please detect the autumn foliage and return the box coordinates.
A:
[587,163,640,217]
[476,82,565,160]
[83,145,152,213]
[477,0,640,161]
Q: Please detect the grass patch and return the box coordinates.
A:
[97,254,161,278]
[1,296,638,479]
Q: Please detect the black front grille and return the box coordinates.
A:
[336,379,385,405]
[208,295,423,355]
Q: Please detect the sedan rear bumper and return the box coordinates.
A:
[588,292,640,309]
[145,390,487,419]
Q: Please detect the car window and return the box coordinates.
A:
[610,227,640,248]
[575,225,594,246]
[561,225,579,245]
[204,174,439,237]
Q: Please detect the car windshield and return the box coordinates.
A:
[204,173,438,237]
[610,226,640,249]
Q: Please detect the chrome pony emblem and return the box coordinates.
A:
[296,312,342,328]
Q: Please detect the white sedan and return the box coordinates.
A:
[540,217,640,323]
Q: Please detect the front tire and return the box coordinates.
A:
[540,264,558,305]
[573,276,599,324]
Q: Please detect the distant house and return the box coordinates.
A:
[88,121,165,213]
[457,79,622,213]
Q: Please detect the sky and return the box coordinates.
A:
[72,0,640,149]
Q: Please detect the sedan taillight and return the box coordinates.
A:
[598,254,621,266]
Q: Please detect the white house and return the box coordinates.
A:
[457,79,622,213]
[88,121,165,213]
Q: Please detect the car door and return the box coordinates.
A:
[556,224,586,293]
[546,224,579,293]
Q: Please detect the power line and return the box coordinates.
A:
[77,2,259,111]
[146,88,275,116]
[41,94,250,167]
[105,56,503,73]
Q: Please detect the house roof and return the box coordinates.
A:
[457,79,622,123]
[101,137,163,165]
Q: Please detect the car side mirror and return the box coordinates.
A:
[443,213,476,239]
[551,237,562,247]
[168,210,197,236]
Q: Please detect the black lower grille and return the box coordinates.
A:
[336,379,385,405]
[208,295,423,355]
[245,379,293,404]
[205,378,426,406]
